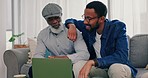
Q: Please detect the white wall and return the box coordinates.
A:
[0,0,7,78]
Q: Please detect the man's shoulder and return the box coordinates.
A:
[40,26,50,33]
[109,19,125,25]
[107,19,126,29]
[111,20,125,26]
[38,26,50,37]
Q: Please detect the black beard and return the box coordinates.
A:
[85,22,99,31]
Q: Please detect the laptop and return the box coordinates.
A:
[32,58,73,78]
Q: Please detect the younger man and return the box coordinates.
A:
[65,1,137,78]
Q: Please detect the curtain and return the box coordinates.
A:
[109,0,148,37]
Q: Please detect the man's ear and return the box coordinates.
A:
[61,13,63,16]
[99,16,105,23]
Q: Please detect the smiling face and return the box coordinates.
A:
[83,8,106,34]
[83,8,100,30]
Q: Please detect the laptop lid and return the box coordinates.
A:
[32,58,73,78]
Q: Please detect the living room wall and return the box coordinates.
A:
[0,0,7,78]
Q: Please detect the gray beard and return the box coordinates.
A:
[50,25,63,34]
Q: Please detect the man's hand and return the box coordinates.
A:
[78,60,95,78]
[67,24,77,41]
[48,56,68,59]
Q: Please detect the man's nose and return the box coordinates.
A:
[52,19,58,23]
[83,19,88,25]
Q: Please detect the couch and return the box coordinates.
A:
[129,34,148,78]
[3,34,148,78]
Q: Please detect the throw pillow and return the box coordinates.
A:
[27,38,37,64]
[145,64,148,70]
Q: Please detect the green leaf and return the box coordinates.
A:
[14,32,24,37]
[9,37,15,42]
[8,32,25,42]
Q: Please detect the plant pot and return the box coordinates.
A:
[14,44,28,49]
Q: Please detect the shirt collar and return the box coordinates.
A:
[101,19,110,39]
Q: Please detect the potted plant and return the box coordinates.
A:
[9,32,28,48]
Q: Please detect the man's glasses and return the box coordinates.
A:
[82,14,98,23]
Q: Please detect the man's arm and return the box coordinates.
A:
[65,19,85,41]
[66,30,90,63]
[67,24,77,41]
[48,56,68,59]
[49,30,90,63]
[33,31,47,58]
[78,60,95,78]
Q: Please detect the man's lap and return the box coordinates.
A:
[73,61,132,78]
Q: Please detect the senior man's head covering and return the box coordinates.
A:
[42,3,62,20]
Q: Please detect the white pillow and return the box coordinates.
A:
[145,64,148,70]
[27,38,37,64]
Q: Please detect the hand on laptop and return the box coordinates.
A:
[48,56,68,59]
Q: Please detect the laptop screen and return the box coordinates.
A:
[32,58,73,78]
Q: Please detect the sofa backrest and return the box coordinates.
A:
[129,34,148,68]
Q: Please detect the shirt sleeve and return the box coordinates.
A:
[67,30,90,63]
[33,31,46,58]
[65,18,85,32]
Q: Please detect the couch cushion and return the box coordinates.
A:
[140,71,148,78]
[129,34,148,68]
[145,64,148,70]
[27,38,37,64]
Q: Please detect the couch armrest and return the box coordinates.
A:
[129,34,148,68]
[3,48,30,78]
